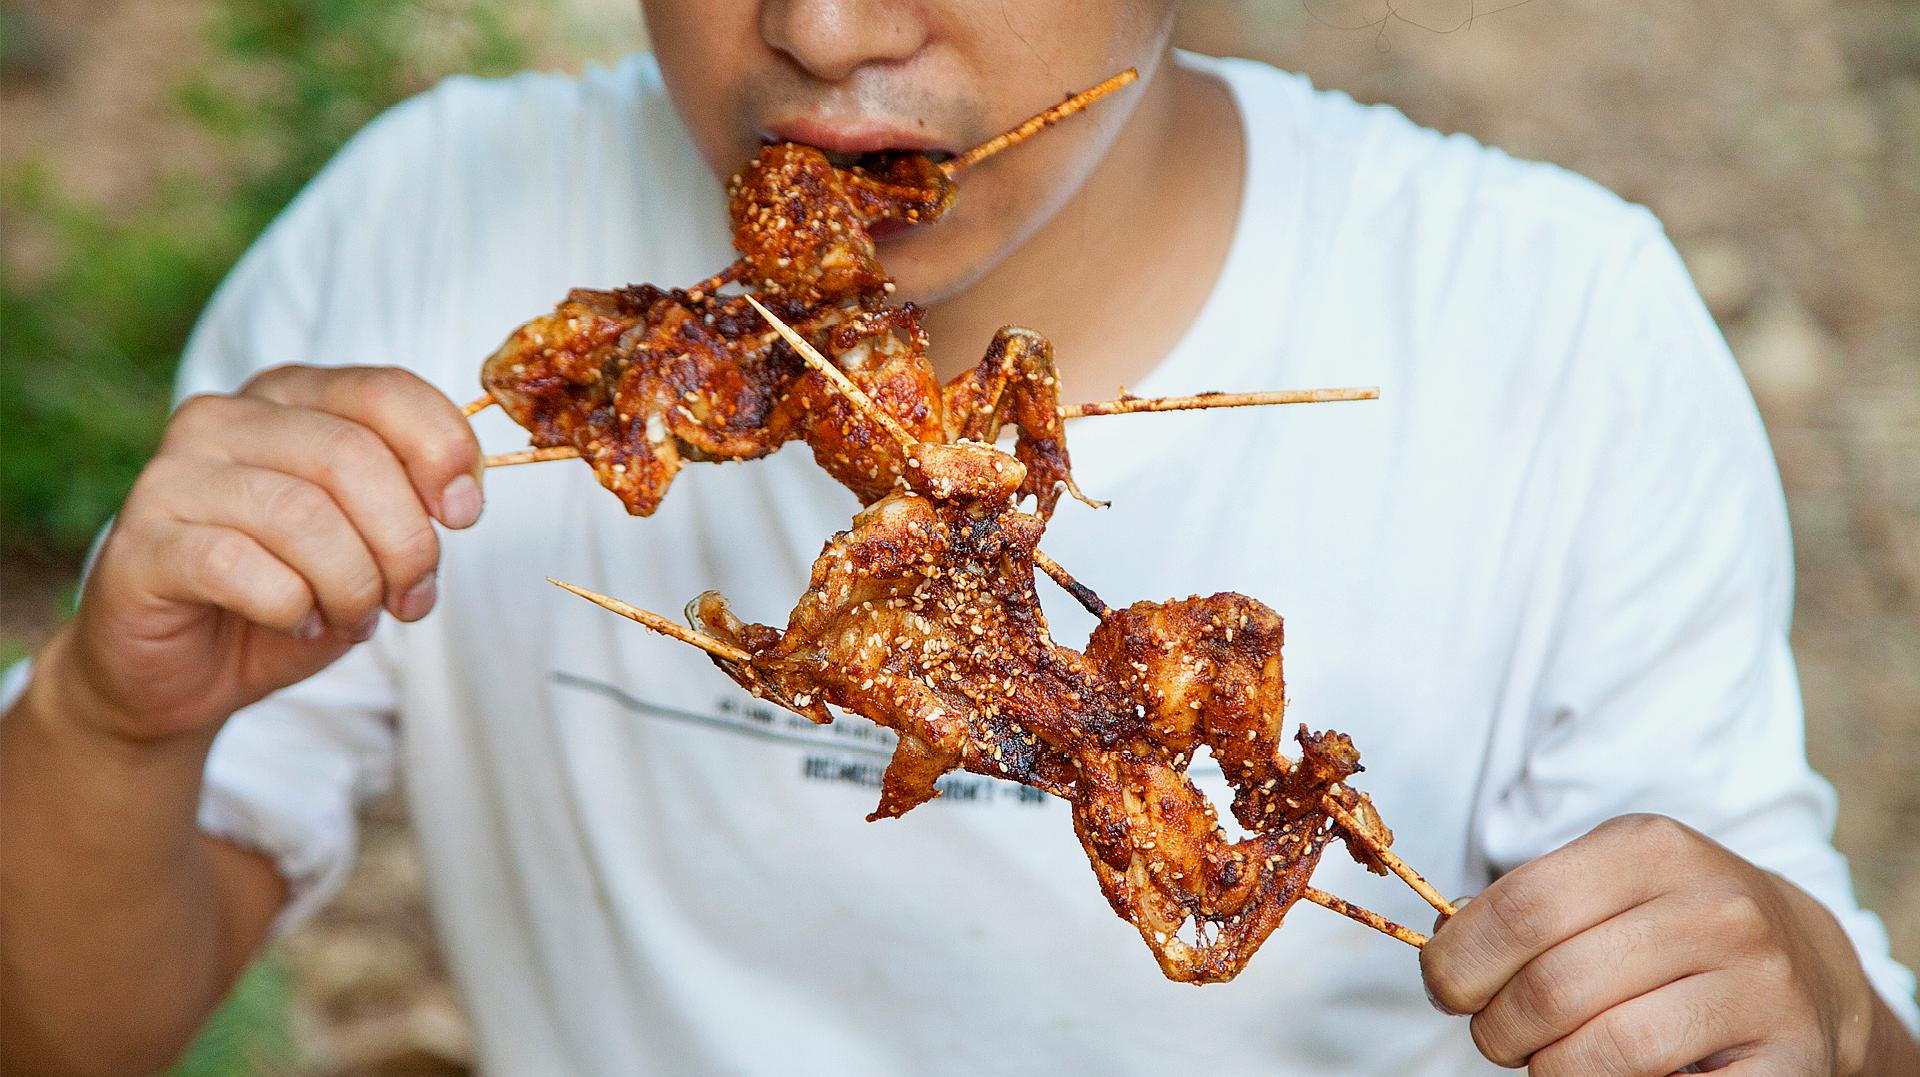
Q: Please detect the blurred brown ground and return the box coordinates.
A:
[4,1,1915,1071]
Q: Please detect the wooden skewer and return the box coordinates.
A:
[744,294,921,450]
[552,571,1432,951]
[547,577,752,663]
[1031,547,1455,926]
[1065,386,1378,417]
[481,386,1382,469]
[552,549,1437,949]
[486,446,579,467]
[941,69,1140,176]
[1034,551,1111,619]
[1302,886,1428,948]
[1321,795,1458,920]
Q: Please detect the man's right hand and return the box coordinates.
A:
[4,364,485,1076]
[40,364,484,745]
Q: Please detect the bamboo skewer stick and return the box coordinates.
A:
[549,573,1430,951]
[1302,887,1428,948]
[1018,548,1455,927]
[1066,386,1378,417]
[745,294,921,450]
[1034,551,1112,619]
[547,578,751,663]
[941,69,1140,176]
[480,386,1382,469]
[486,446,579,467]
[465,68,1145,438]
[1321,796,1459,920]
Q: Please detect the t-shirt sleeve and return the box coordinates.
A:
[1474,226,1918,1032]
[157,93,447,934]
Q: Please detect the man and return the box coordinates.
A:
[3,1,1915,1073]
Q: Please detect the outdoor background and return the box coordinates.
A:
[3,0,1916,1072]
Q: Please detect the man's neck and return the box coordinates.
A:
[920,55,1246,399]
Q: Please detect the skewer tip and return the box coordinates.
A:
[1302,886,1429,948]
[1322,792,1458,920]
[745,294,919,450]
[941,68,1141,175]
[547,576,754,663]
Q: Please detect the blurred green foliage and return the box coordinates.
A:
[4,4,542,1072]
[172,957,302,1077]
[2,0,535,559]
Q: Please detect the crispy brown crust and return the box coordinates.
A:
[479,143,1083,517]
[684,458,1375,983]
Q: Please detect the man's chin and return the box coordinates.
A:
[876,228,999,307]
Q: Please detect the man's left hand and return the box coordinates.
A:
[1420,813,1914,1075]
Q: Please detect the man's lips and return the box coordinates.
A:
[760,118,956,167]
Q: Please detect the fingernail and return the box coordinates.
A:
[294,611,324,640]
[397,573,437,621]
[348,611,381,642]
[439,474,482,529]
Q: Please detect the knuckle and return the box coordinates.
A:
[171,391,222,424]
[1751,950,1795,993]
[1594,1012,1663,1075]
[415,431,476,479]
[255,570,311,623]
[162,393,228,446]
[311,419,387,485]
[1483,882,1557,951]
[391,521,441,570]
[1708,889,1770,946]
[1469,1011,1531,1068]
[1420,954,1477,1016]
[1511,961,1582,1035]
[239,361,310,395]
[194,528,253,586]
[259,474,334,534]
[137,457,228,524]
[346,365,416,407]
[321,567,386,621]
[1614,813,1689,853]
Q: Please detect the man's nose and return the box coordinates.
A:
[760,0,928,83]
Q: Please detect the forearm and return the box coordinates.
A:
[0,632,283,1076]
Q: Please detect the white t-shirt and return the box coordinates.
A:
[13,50,1915,1074]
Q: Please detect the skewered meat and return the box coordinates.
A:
[682,440,1391,982]
[727,144,952,304]
[515,72,1451,976]
[482,284,1083,514]
[479,79,1122,517]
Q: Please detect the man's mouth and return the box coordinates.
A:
[814,146,955,171]
[760,120,957,172]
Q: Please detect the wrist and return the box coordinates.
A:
[14,627,217,771]
[1764,870,1886,1077]
[1849,989,1920,1077]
